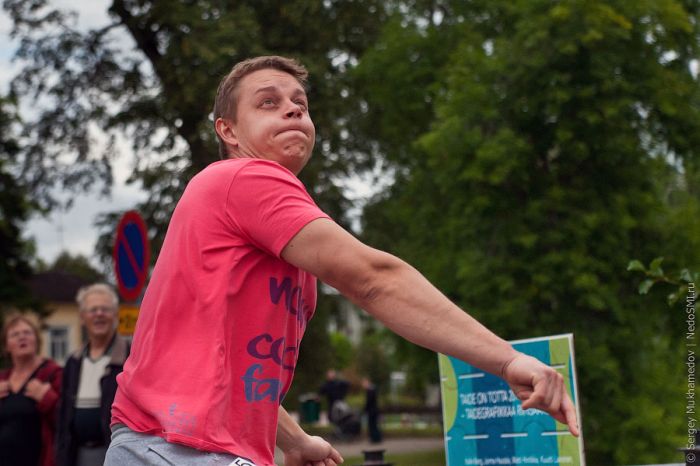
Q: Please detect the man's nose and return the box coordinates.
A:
[284,102,303,118]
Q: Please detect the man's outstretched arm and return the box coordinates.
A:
[282,218,579,436]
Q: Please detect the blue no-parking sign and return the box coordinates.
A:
[113,210,150,302]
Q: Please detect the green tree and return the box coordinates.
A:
[357,0,699,462]
[3,0,390,261]
[329,331,355,371]
[0,94,41,316]
[41,251,105,283]
[355,329,392,395]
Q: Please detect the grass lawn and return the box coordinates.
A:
[343,448,445,466]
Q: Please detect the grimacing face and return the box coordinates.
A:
[80,291,117,340]
[5,320,38,358]
[217,68,315,175]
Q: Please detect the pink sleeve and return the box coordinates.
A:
[226,161,331,257]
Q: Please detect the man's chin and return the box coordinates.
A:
[91,327,113,338]
[282,143,311,156]
[279,149,311,173]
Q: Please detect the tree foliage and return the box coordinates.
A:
[0,94,41,315]
[354,328,392,394]
[41,251,105,283]
[356,0,699,462]
[3,0,390,261]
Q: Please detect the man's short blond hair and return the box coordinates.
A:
[212,55,309,159]
[76,283,119,311]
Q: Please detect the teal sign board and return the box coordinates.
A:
[438,334,584,466]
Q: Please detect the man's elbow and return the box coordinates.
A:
[328,248,404,308]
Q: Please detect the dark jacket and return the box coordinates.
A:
[0,358,62,466]
[55,334,129,466]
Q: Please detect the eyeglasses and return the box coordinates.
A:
[7,329,34,340]
[83,306,117,315]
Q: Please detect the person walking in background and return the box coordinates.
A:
[56,283,130,466]
[0,314,62,466]
[362,377,382,444]
[319,369,350,423]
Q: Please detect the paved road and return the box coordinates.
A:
[274,436,444,464]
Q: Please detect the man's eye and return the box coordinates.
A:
[261,98,276,107]
[296,101,308,111]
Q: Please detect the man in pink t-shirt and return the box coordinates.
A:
[107,56,579,466]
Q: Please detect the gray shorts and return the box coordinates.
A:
[76,445,107,466]
[104,424,258,466]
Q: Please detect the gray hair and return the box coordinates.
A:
[76,283,119,311]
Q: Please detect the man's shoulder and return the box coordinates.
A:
[67,345,86,363]
[69,347,83,360]
[109,335,130,366]
[202,158,293,176]
[233,160,310,199]
[191,158,299,193]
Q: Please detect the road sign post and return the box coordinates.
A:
[118,305,140,336]
[113,211,149,335]
[113,210,150,302]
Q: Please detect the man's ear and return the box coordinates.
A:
[215,117,238,149]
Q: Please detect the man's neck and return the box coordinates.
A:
[88,332,115,359]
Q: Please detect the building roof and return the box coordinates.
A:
[28,271,92,303]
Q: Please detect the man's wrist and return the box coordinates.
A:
[276,406,309,452]
[498,347,522,379]
[278,431,311,453]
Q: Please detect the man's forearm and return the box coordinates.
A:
[340,254,519,376]
[282,219,519,376]
[276,406,306,453]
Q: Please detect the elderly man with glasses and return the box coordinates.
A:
[56,283,130,466]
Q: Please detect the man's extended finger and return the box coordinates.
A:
[328,448,343,464]
[548,381,562,415]
[561,394,580,437]
[545,371,565,409]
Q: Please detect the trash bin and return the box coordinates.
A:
[299,393,320,423]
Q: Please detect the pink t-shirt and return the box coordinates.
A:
[112,158,330,465]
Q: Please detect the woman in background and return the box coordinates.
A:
[0,314,63,466]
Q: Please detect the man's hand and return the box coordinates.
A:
[0,380,9,398]
[283,435,343,466]
[24,378,50,402]
[502,353,580,436]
